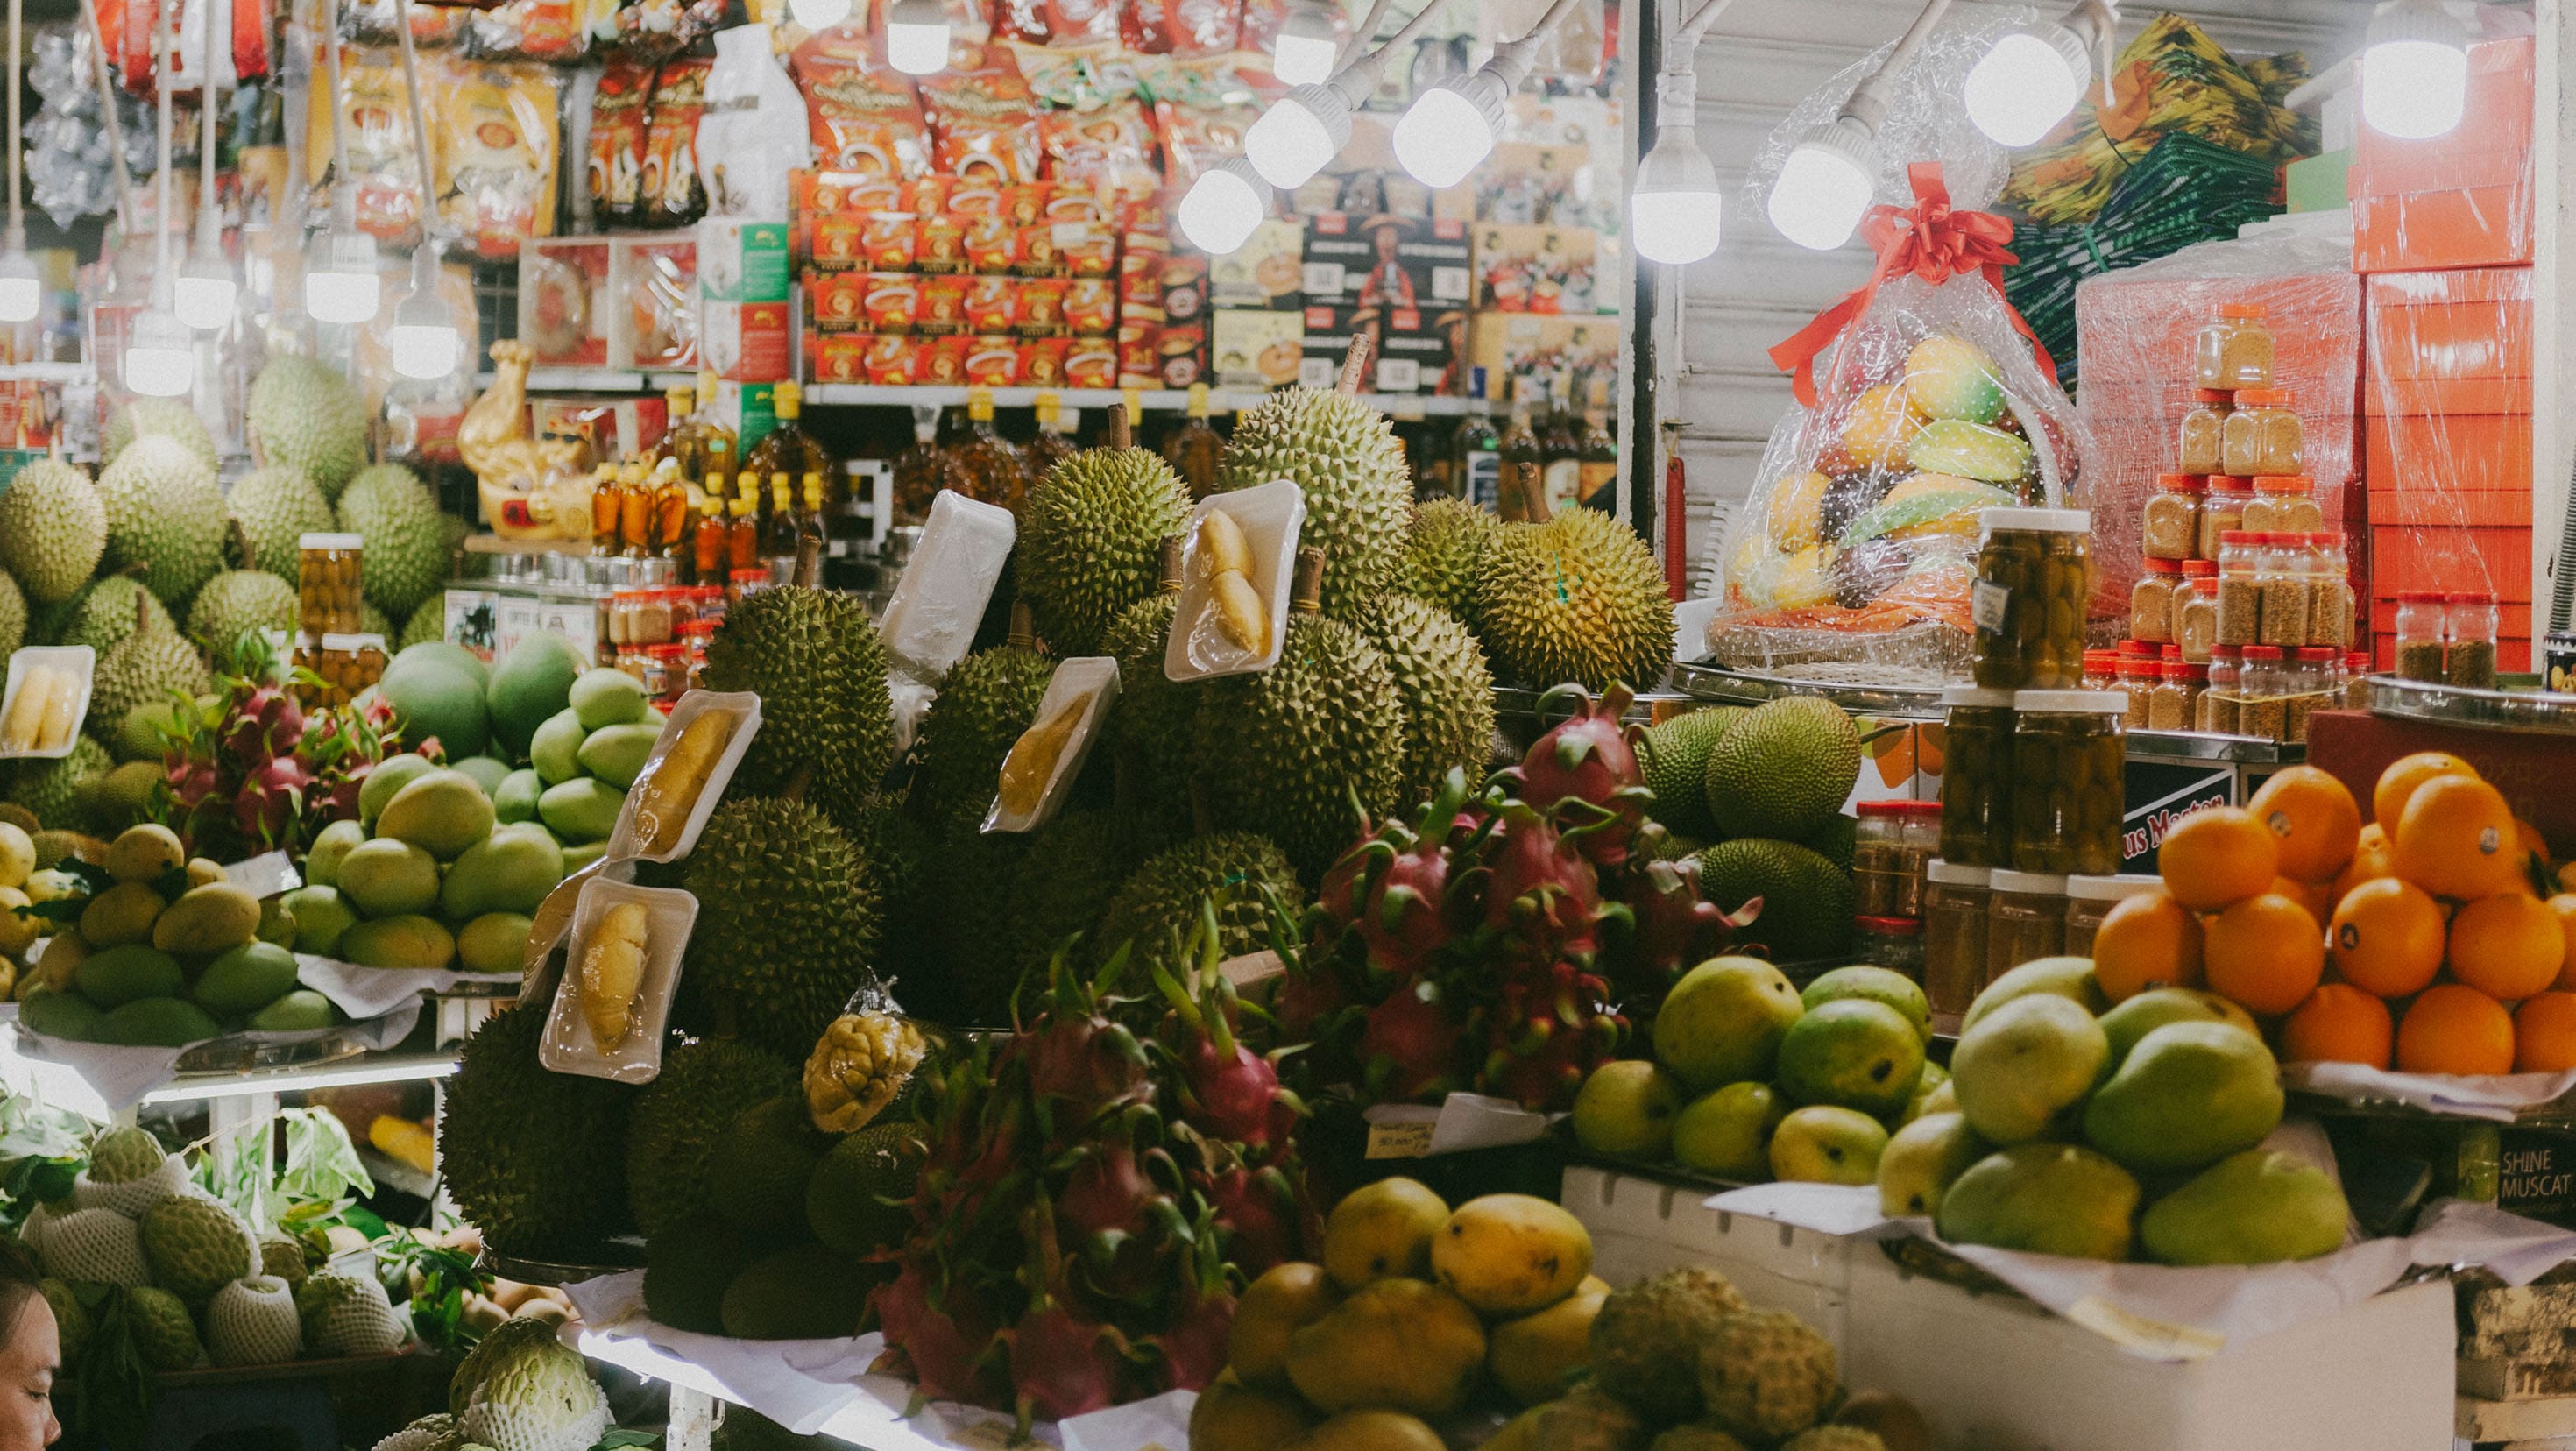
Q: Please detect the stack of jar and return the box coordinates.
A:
[2392,590,2502,690]
[289,533,379,708]
[1927,686,2129,1030]
[605,584,727,702]
[1852,801,1940,979]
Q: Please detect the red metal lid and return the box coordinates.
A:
[1855,915,1924,935]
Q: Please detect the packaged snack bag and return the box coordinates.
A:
[640,57,712,226]
[435,59,560,257]
[588,61,656,225]
[919,42,1042,182]
[791,24,933,176]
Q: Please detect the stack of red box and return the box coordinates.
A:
[2353,33,2537,671]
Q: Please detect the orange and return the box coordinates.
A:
[2159,806,2280,911]
[2332,822,2395,905]
[2270,874,2333,924]
[2091,890,2205,1002]
[2520,818,2553,873]
[2516,993,2576,1072]
[2247,766,2362,883]
[2373,750,2478,827]
[2397,983,2516,1076]
[2393,775,2524,901]
[2326,877,2447,999]
[2201,892,2326,1017]
[2553,895,2576,989]
[2447,892,2568,1002]
[2278,984,2393,1068]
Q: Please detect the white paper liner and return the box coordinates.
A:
[2283,1059,2576,1122]
[4,1001,422,1110]
[295,955,519,1021]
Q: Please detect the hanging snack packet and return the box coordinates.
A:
[697,22,810,219]
[640,57,712,227]
[435,60,560,257]
[1039,98,1160,206]
[306,42,421,242]
[790,24,932,177]
[1120,0,1236,57]
[1143,59,1267,185]
[919,42,1042,184]
[588,61,655,226]
[465,0,589,61]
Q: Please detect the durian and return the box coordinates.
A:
[1099,542,1195,839]
[1405,498,1498,626]
[679,797,882,1061]
[1004,807,1162,975]
[0,572,22,659]
[8,738,111,832]
[1214,388,1412,620]
[246,357,367,500]
[881,826,1029,1025]
[60,575,173,654]
[701,585,896,832]
[439,1005,633,1254]
[207,1275,302,1366]
[625,1037,796,1239]
[88,626,210,736]
[1018,447,1192,655]
[224,466,335,580]
[908,626,1052,835]
[96,435,227,607]
[336,464,450,618]
[106,398,218,471]
[0,460,106,602]
[1093,831,1303,970]
[1353,595,1497,804]
[1474,509,1676,692]
[399,599,448,650]
[187,570,300,652]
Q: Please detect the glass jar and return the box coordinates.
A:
[2202,646,2242,733]
[2194,302,2275,391]
[2081,649,2118,691]
[1987,868,2072,988]
[644,641,689,701]
[2237,645,2287,742]
[2257,532,2312,648]
[2219,389,2299,476]
[2009,690,2126,875]
[2064,874,2164,959]
[2200,481,2252,558]
[1855,916,1926,980]
[2448,591,2500,689]
[2117,658,2156,729]
[2141,475,2204,561]
[1936,685,2019,871]
[2216,530,2262,648]
[2244,475,2324,534]
[2306,532,2353,650]
[1923,861,1992,1035]
[730,567,772,605]
[1896,801,1942,917]
[298,531,365,637]
[301,631,386,708]
[2288,646,2338,743]
[2148,656,2197,731]
[2130,558,2182,644]
[2176,563,2218,662]
[1971,508,2093,690]
[2176,392,2231,475]
[2344,650,2372,708]
[1854,802,1909,917]
[2394,591,2446,682]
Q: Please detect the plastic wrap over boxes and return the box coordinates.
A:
[2352,35,2534,274]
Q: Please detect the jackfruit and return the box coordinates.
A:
[1214,388,1412,620]
[700,584,896,832]
[1474,511,1675,693]
[908,633,1053,834]
[106,398,217,471]
[679,797,882,1061]
[1639,709,1742,840]
[806,1121,924,1256]
[0,574,23,662]
[6,738,110,833]
[439,1005,634,1253]
[1405,498,1497,626]
[1703,697,1861,840]
[247,357,367,500]
[625,1036,796,1239]
[337,464,451,618]
[1695,839,1855,961]
[1192,608,1405,883]
[642,1213,769,1334]
[96,435,227,607]
[1354,595,1496,805]
[0,460,106,603]
[224,466,336,579]
[1021,446,1193,655]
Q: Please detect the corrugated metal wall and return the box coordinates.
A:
[1667,0,2372,591]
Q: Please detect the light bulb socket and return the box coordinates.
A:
[1636,122,1718,192]
[124,306,194,396]
[1278,0,1336,44]
[885,0,950,74]
[2367,0,2461,47]
[2033,22,2093,81]
[1801,113,1879,187]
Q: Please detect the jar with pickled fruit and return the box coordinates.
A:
[2176,392,2230,475]
[2307,532,2353,649]
[2176,563,2218,662]
[2194,302,2274,391]
[2448,591,2500,688]
[1923,861,1992,1033]
[298,532,365,636]
[1896,801,1942,917]
[2130,558,2181,644]
[2202,646,2242,733]
[2064,874,2163,959]
[1854,802,1909,917]
[1986,868,2071,987]
[2244,475,2324,534]
[306,632,386,708]
[1855,916,1925,979]
[1938,687,2013,869]
[644,641,689,700]
[2200,481,2251,558]
[1971,508,2093,690]
[2141,476,2204,561]
[2008,690,2125,875]
[2257,532,2312,648]
[2394,591,2445,682]
[2286,646,2338,742]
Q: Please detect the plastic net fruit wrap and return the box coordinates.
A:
[1709,168,2091,685]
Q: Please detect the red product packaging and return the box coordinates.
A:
[789,25,934,176]
[704,299,792,382]
[588,63,655,225]
[810,213,867,271]
[862,214,919,270]
[909,175,955,213]
[1040,101,1163,204]
[1002,180,1056,225]
[1120,0,1238,55]
[1120,240,1167,310]
[640,58,712,227]
[810,270,869,329]
[1049,188,1110,223]
[965,335,1023,386]
[1070,338,1119,388]
[1065,278,1116,336]
[1158,320,1207,387]
[966,274,1018,332]
[920,45,1044,182]
[1117,318,1160,379]
[917,213,967,273]
[1160,251,1207,321]
[1016,277,1070,336]
[1016,223,1065,277]
[918,335,970,383]
[1058,220,1116,277]
[865,335,923,385]
[813,332,871,383]
[1152,90,1263,186]
[964,213,1019,273]
[520,238,612,367]
[1022,336,1072,386]
[918,273,970,334]
[865,273,923,333]
[991,0,1116,46]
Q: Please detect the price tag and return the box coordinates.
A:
[1971,579,2011,633]
[1363,1121,1436,1159]
[225,851,301,899]
[2065,1295,2226,1362]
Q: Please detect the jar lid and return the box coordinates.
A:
[2153,472,2203,492]
[317,632,386,651]
[2213,643,2242,659]
[1856,801,1907,818]
[2448,591,2499,605]
[2219,530,2258,546]
[1978,506,2091,536]
[2236,387,2293,406]
[647,643,688,658]
[2141,556,2183,575]
[1941,684,2015,708]
[1895,800,1944,818]
[2119,659,2159,677]
[1991,868,2070,893]
[2240,645,2284,659]
[2346,651,2372,669]
[2250,475,2312,493]
[2013,690,2127,713]
[300,532,364,550]
[731,569,769,582]
[2162,644,2184,659]
[680,619,718,637]
[1856,915,1925,935]
[1927,859,1992,886]
[2191,388,2233,403]
[2189,577,2218,595]
[2295,647,2339,661]
[2306,530,2345,545]
[2393,589,2447,603]
[2206,477,2253,494]
[2219,302,2268,320]
[2119,640,2155,656]
[2066,874,2162,902]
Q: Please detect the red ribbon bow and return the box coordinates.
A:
[1767,161,2058,409]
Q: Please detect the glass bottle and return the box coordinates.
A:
[652,457,693,564]
[2346,650,2373,708]
[2219,393,2304,478]
[2141,474,2203,562]
[2394,591,2445,681]
[746,380,833,499]
[691,369,739,465]
[2216,530,2262,650]
[2080,649,2117,691]
[662,382,706,481]
[891,404,973,527]
[694,468,732,583]
[1500,379,1542,520]
[729,473,762,572]
[590,463,621,555]
[955,386,1030,515]
[1986,869,2071,987]
[2237,645,2287,741]
[2118,656,2156,729]
[2148,654,2194,731]
[1938,684,2015,868]
[1970,507,2093,690]
[2176,563,2218,663]
[2176,391,2230,475]
[2245,474,2323,534]
[2258,531,2312,648]
[764,471,799,558]
[2064,875,2163,959]
[1578,378,1617,511]
[1923,861,1992,1034]
[618,462,654,556]
[1855,802,1908,917]
[1457,366,1503,510]
[1540,370,1582,516]
[1854,916,1926,979]
[2289,645,2339,742]
[1163,383,1224,500]
[2308,532,2353,650]
[2448,591,2500,689]
[1026,392,1079,484]
[800,471,829,549]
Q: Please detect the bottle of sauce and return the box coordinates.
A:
[955,386,1028,515]
[1499,379,1541,521]
[891,404,972,527]
[800,471,828,550]
[1025,391,1079,482]
[1454,366,1501,508]
[764,471,799,559]
[1162,382,1224,499]
[617,463,654,556]
[1578,378,1617,511]
[694,465,732,583]
[727,473,761,574]
[590,464,621,555]
[653,457,693,566]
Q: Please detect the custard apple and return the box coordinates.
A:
[296,1270,409,1355]
[1697,1309,1840,1445]
[455,1317,611,1451]
[40,1207,150,1286]
[373,1414,465,1451]
[258,1235,309,1287]
[139,1193,255,1301]
[128,1284,204,1370]
[207,1275,301,1365]
[72,1127,187,1216]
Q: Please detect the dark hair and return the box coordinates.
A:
[0,1234,42,1339]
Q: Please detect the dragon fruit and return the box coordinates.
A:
[1603,856,1762,1011]
[1153,908,1302,1150]
[1468,803,1624,967]
[1508,683,1652,867]
[1145,1225,1235,1394]
[235,754,311,845]
[1188,1157,1308,1279]
[221,684,305,769]
[872,1261,1006,1406]
[1357,974,1466,1101]
[1475,959,1625,1111]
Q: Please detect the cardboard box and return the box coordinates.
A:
[2364,413,2530,497]
[1208,219,1304,309]
[2351,163,2532,273]
[1212,308,1303,389]
[2363,266,2531,379]
[1300,213,1474,310]
[1468,312,1620,401]
[1298,303,1461,394]
[1472,223,1602,313]
[701,299,792,382]
[696,220,791,301]
[2309,707,2572,853]
[2367,523,2530,602]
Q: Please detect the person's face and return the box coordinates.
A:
[0,1296,61,1451]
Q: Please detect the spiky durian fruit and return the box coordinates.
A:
[336,464,449,617]
[61,576,173,654]
[0,460,106,602]
[0,573,22,658]
[439,1005,633,1254]
[1405,498,1498,625]
[225,466,335,580]
[626,1037,797,1239]
[247,356,367,500]
[1093,831,1304,970]
[398,600,447,651]
[881,827,1029,1026]
[1474,510,1677,692]
[7,738,110,832]
[1098,546,1196,839]
[1213,389,1412,620]
[702,585,896,833]
[187,570,299,652]
[1005,808,1166,974]
[908,631,1052,835]
[679,797,883,1060]
[1354,595,1497,804]
[1019,448,1192,655]
[106,398,217,471]
[96,435,226,607]
[88,626,209,733]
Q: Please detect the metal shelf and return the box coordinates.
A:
[802,384,1469,416]
[1671,661,1951,718]
[473,369,703,393]
[2365,675,2576,734]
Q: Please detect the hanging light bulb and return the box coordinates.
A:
[1392,0,1580,190]
[1766,121,1877,251]
[2360,0,2469,140]
[307,225,381,324]
[787,0,851,28]
[1270,0,1339,87]
[1178,157,1273,255]
[1629,67,1721,265]
[0,0,35,323]
[1245,0,1454,189]
[885,0,951,75]
[124,301,194,396]
[1964,1,2112,148]
[173,0,233,333]
[389,247,460,379]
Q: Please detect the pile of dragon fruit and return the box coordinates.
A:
[153,634,407,862]
[1278,684,1761,1113]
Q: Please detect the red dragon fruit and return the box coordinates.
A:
[872,1260,1008,1407]
[1508,683,1653,867]
[1056,1129,1192,1306]
[1604,856,1762,1009]
[1145,1225,1235,1393]
[220,684,305,770]
[1188,1157,1307,1278]
[1005,959,1152,1134]
[235,754,312,846]
[1475,959,1625,1110]
[1468,803,1624,968]
[1357,974,1465,1101]
[1001,1205,1144,1428]
[1153,911,1302,1150]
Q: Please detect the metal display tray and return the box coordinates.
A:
[2366,676,2576,734]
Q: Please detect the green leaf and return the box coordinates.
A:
[279,1107,375,1207]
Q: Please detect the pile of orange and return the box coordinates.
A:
[2093,754,2576,1077]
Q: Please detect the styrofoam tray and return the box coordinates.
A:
[980,657,1119,835]
[539,875,697,1083]
[878,490,1016,680]
[605,690,761,865]
[1164,480,1304,683]
[0,647,95,759]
